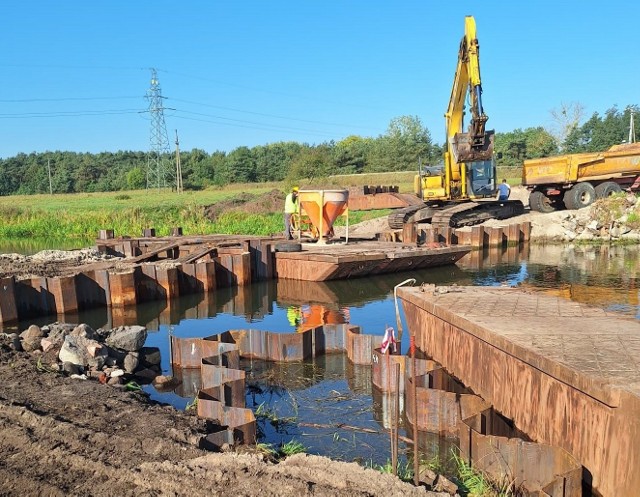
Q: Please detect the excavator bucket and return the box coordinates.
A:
[452,130,495,163]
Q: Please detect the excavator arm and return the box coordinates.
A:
[446,16,494,166]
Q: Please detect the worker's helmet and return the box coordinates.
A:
[292,186,299,192]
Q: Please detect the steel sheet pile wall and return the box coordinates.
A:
[384,221,531,248]
[368,345,581,495]
[399,285,640,497]
[0,252,252,325]
[172,320,581,495]
[459,410,582,497]
[170,324,380,449]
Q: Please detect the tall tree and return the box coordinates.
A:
[549,102,585,151]
[332,135,372,174]
[366,116,435,172]
[286,144,334,184]
[564,106,638,153]
[495,127,558,168]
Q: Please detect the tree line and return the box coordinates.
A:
[0,105,636,196]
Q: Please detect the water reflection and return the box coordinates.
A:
[11,243,640,362]
[8,243,640,466]
[0,238,92,255]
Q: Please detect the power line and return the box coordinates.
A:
[170,112,338,138]
[0,96,141,103]
[0,109,143,118]
[169,97,378,130]
[171,109,343,136]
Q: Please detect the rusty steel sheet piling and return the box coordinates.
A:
[346,326,382,365]
[1,227,532,326]
[371,348,436,393]
[405,373,490,434]
[0,277,18,323]
[399,285,640,497]
[172,321,586,491]
[459,408,582,496]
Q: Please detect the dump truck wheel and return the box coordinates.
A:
[563,182,596,210]
[274,242,302,252]
[594,181,622,198]
[529,191,556,213]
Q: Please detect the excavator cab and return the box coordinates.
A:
[466,158,496,197]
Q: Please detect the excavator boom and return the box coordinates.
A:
[447,16,494,164]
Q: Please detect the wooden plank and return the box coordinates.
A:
[178,246,218,264]
[132,241,182,263]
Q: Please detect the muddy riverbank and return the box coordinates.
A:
[0,334,438,496]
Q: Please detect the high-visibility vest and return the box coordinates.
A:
[284,193,298,214]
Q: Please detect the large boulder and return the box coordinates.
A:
[105,326,147,352]
[59,335,108,369]
[123,352,139,373]
[20,325,45,352]
[138,347,161,367]
[70,323,97,340]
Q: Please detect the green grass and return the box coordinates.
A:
[451,451,517,497]
[185,397,198,411]
[0,183,276,213]
[0,178,392,242]
[362,451,520,496]
[278,439,306,457]
[367,459,414,482]
[0,169,524,244]
[255,401,298,428]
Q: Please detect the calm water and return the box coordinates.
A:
[8,241,640,465]
[0,238,91,255]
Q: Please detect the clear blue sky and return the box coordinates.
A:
[1,1,638,159]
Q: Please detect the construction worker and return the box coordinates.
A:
[284,186,299,240]
[496,179,511,201]
[286,305,302,328]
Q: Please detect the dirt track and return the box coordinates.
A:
[0,340,433,497]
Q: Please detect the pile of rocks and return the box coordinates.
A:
[7,322,177,389]
[524,194,640,243]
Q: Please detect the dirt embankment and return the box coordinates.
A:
[204,189,285,221]
[0,335,436,497]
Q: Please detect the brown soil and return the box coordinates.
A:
[204,189,285,221]
[0,339,432,497]
[0,250,131,280]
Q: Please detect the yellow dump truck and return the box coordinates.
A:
[523,143,640,212]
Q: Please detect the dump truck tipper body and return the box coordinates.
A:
[523,143,640,212]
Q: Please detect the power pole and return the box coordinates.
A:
[175,129,183,194]
[47,158,53,195]
[630,109,636,144]
[145,68,174,190]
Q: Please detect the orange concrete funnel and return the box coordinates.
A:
[299,189,349,243]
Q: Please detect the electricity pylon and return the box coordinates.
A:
[146,68,174,190]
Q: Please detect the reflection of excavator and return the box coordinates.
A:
[388,16,524,229]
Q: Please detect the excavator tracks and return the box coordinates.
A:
[387,205,424,229]
[387,200,524,229]
[431,200,525,228]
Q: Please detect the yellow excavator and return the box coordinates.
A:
[388,16,524,229]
